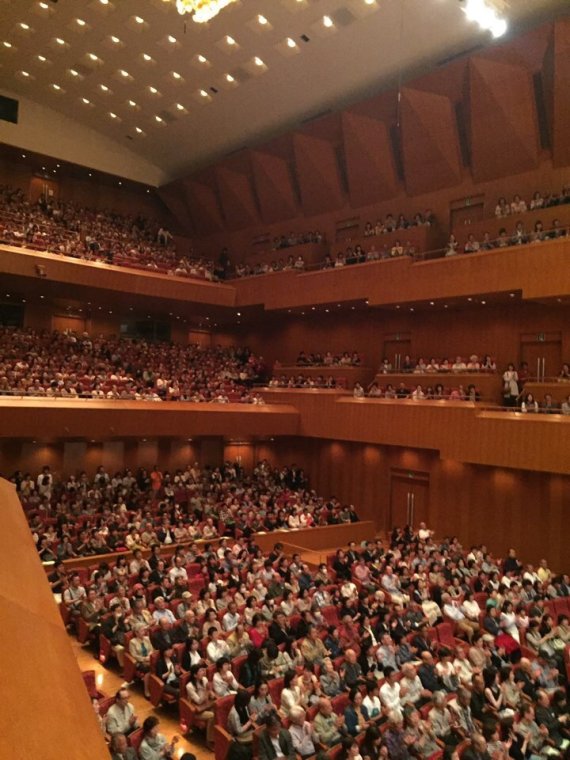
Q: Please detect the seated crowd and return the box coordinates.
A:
[494,186,570,218]
[0,327,264,402]
[354,382,482,403]
[295,351,363,367]
[56,505,570,760]
[446,219,568,257]
[13,460,358,561]
[0,185,217,281]
[378,356,497,374]
[271,231,325,250]
[235,254,307,278]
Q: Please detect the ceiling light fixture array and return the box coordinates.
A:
[461,0,507,38]
[174,0,239,23]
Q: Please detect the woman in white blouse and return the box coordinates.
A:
[280,670,305,718]
[212,657,239,697]
[499,601,520,643]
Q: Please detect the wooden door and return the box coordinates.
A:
[450,202,484,230]
[390,472,430,529]
[520,334,562,380]
[52,315,86,333]
[383,340,412,370]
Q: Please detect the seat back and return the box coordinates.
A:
[214,694,235,727]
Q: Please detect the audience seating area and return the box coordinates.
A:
[56,491,570,760]
[0,185,217,281]
[0,328,264,402]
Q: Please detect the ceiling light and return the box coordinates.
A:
[197,54,207,63]
[82,97,91,104]
[55,37,66,45]
[254,56,264,66]
[143,53,152,61]
[155,115,164,123]
[226,35,236,45]
[20,70,30,77]
[134,15,145,24]
[286,37,297,48]
[175,102,185,110]
[225,73,235,82]
[149,86,158,94]
[51,83,62,90]
[110,35,120,43]
[128,99,137,107]
[323,16,333,27]
[200,89,208,97]
[168,35,177,43]
[99,0,109,4]
[171,71,182,79]
[135,126,143,133]
[19,23,30,30]
[176,0,239,23]
[100,84,109,91]
[490,18,507,38]
[69,69,79,77]
[109,112,117,119]
[258,14,268,25]
[88,53,99,61]
[119,69,130,77]
[3,41,12,48]
[39,2,49,8]
[37,54,46,61]
[76,18,87,26]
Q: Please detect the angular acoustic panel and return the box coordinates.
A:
[183,179,224,236]
[469,57,539,182]
[293,133,344,216]
[341,111,399,207]
[549,18,570,167]
[250,150,298,224]
[215,166,259,230]
[157,181,194,235]
[401,87,462,196]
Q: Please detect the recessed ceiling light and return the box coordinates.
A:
[149,86,158,94]
[20,70,30,77]
[142,53,152,61]
[175,102,185,110]
[21,153,26,158]
[51,83,61,90]
[69,69,79,77]
[19,23,30,30]
[82,97,91,104]
[135,126,143,133]
[3,41,12,48]
[167,35,177,43]
[286,37,297,48]
[323,15,333,27]
[128,99,137,107]
[88,53,99,61]
[258,14,268,25]
[37,54,46,61]
[171,71,182,79]
[55,37,66,45]
[226,35,236,45]
[200,89,208,97]
[109,112,117,119]
[110,35,120,43]
[225,73,235,82]
[99,0,109,4]
[197,54,207,63]
[134,15,144,24]
[254,56,264,66]
[119,69,130,77]
[100,84,109,91]
[39,2,49,8]
[76,18,86,26]
[155,115,164,123]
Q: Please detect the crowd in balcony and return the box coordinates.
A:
[362,210,437,236]
[235,255,307,278]
[42,478,570,760]
[295,352,363,367]
[14,460,353,561]
[378,356,497,374]
[494,186,570,218]
[0,185,218,281]
[271,231,325,250]
[0,328,264,402]
[446,219,568,257]
[353,382,483,403]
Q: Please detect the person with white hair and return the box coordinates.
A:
[288,706,317,758]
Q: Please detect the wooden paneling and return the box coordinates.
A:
[250,150,298,224]
[215,166,259,230]
[293,133,344,216]
[0,479,109,760]
[0,399,300,440]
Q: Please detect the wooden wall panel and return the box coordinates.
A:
[551,18,570,167]
[184,178,225,235]
[0,479,109,760]
[401,88,462,195]
[215,166,259,229]
[469,57,539,182]
[250,150,298,224]
[342,111,399,206]
[293,133,344,216]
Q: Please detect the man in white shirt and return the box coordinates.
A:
[400,663,431,708]
[222,602,240,632]
[106,688,138,735]
[441,593,479,643]
[379,667,402,719]
[151,597,175,625]
[288,706,317,758]
[168,556,188,585]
